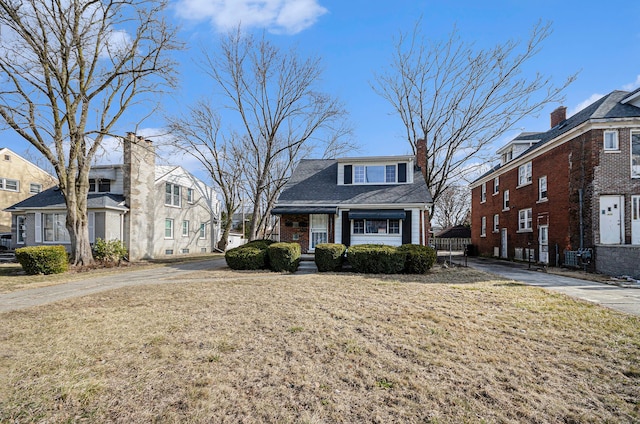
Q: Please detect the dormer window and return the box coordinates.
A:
[345,162,408,185]
[89,178,111,193]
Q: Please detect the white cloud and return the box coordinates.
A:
[622,75,640,91]
[174,0,328,34]
[569,93,604,117]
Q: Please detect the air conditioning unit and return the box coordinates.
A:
[493,247,499,257]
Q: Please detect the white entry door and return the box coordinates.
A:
[309,214,328,251]
[538,225,549,264]
[632,196,640,245]
[500,228,508,258]
[599,196,624,244]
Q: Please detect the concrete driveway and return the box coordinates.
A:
[0,258,227,313]
[466,257,640,316]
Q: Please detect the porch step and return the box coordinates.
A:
[296,254,317,274]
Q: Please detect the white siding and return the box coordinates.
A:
[410,209,420,244]
[351,234,402,246]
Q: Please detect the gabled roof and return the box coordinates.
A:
[472,90,640,184]
[5,186,127,212]
[435,225,471,238]
[275,159,433,208]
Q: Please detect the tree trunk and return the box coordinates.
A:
[217,216,233,251]
[64,175,94,266]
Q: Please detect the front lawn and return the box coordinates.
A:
[1,267,638,423]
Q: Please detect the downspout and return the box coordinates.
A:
[579,188,584,250]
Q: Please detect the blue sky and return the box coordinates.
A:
[4,0,640,176]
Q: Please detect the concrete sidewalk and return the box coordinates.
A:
[0,258,226,313]
[466,257,640,316]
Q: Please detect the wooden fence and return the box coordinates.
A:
[433,238,471,251]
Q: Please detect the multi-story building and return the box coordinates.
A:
[470,89,640,278]
[7,134,220,259]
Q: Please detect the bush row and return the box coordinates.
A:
[225,240,302,272]
[15,245,68,275]
[315,243,436,274]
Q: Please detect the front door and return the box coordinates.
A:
[632,195,640,245]
[500,228,508,258]
[599,196,623,244]
[309,214,328,251]
[538,225,549,264]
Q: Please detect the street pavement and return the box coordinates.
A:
[0,258,226,313]
[466,256,640,316]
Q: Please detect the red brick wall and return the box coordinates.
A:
[279,214,335,253]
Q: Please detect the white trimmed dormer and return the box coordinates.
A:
[337,156,415,186]
[496,135,540,165]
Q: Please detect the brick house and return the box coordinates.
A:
[470,89,640,278]
[7,133,221,259]
[271,142,433,253]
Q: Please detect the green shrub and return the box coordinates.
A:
[397,244,436,274]
[93,238,128,264]
[268,242,301,272]
[15,245,68,275]
[314,243,346,272]
[225,246,268,270]
[347,244,406,274]
[245,239,275,250]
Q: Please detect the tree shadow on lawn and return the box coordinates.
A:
[339,264,516,285]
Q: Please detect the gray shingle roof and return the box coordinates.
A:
[275,159,433,207]
[5,187,127,211]
[473,90,640,183]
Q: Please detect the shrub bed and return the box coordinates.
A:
[397,244,437,274]
[268,242,301,272]
[225,239,275,270]
[347,244,406,274]
[314,243,346,272]
[15,245,68,275]
[93,238,128,264]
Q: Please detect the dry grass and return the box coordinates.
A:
[0,254,223,294]
[1,266,639,423]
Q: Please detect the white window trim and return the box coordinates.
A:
[631,130,640,179]
[493,177,499,195]
[480,216,486,237]
[603,130,619,151]
[517,162,533,188]
[165,183,181,207]
[1,178,19,192]
[503,190,510,211]
[165,218,174,239]
[17,215,26,244]
[517,208,533,233]
[492,214,499,233]
[29,183,43,194]
[480,182,486,203]
[187,188,195,204]
[351,218,402,235]
[352,164,401,185]
[199,223,206,239]
[42,212,71,244]
[182,220,189,237]
[538,175,548,202]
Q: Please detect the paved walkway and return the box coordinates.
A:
[0,258,226,313]
[466,257,640,316]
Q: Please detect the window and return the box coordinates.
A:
[481,182,486,203]
[3,154,10,161]
[493,214,499,232]
[353,165,397,184]
[165,183,181,206]
[493,177,499,194]
[518,208,533,232]
[181,248,190,254]
[632,131,640,178]
[89,179,111,192]
[518,162,532,186]
[604,130,619,151]
[503,190,510,210]
[352,218,400,234]
[481,216,486,237]
[30,183,42,194]
[43,213,70,242]
[199,223,206,239]
[539,176,548,201]
[165,249,174,255]
[17,216,26,244]
[182,220,189,237]
[165,218,174,239]
[1,178,19,192]
[187,188,194,203]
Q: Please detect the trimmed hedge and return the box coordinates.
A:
[224,239,275,270]
[93,238,128,264]
[314,243,346,272]
[397,244,436,274]
[268,242,301,272]
[347,244,406,274]
[15,245,68,275]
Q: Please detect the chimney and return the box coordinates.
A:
[416,138,427,182]
[123,132,156,260]
[550,106,567,128]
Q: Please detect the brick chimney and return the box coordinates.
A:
[123,132,156,260]
[550,106,567,128]
[416,138,427,182]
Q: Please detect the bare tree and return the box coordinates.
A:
[0,0,179,264]
[201,28,353,240]
[166,100,243,251]
[373,20,576,209]
[432,185,470,229]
